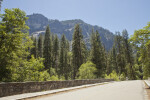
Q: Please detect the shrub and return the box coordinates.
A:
[78,61,97,79]
[105,71,119,81]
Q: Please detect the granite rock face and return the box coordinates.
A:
[26,14,114,50]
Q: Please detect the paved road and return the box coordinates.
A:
[33,80,146,100]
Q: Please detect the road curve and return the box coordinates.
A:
[32,80,146,100]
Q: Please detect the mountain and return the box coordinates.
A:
[26,13,114,50]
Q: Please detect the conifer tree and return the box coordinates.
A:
[106,44,118,75]
[30,37,38,59]
[52,34,59,72]
[72,24,85,79]
[59,34,68,79]
[34,37,38,59]
[122,30,135,79]
[43,25,52,71]
[38,34,43,58]
[114,32,126,75]
[90,30,105,77]
[0,0,3,12]
[64,39,70,80]
[111,44,118,73]
[106,51,113,75]
[81,39,87,63]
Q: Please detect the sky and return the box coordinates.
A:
[2,0,150,36]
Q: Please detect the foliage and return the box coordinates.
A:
[107,30,136,80]
[0,0,3,12]
[40,67,59,81]
[105,71,119,81]
[122,30,135,79]
[59,34,68,79]
[0,8,32,81]
[39,70,51,81]
[12,56,50,82]
[130,22,150,79]
[52,34,59,72]
[30,36,38,59]
[43,25,52,71]
[90,30,105,78]
[38,34,43,58]
[78,61,97,79]
[66,51,73,80]
[49,67,59,80]
[2,8,150,82]
[72,24,86,79]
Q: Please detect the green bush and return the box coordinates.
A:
[120,73,126,81]
[39,70,51,81]
[78,61,97,79]
[12,56,51,82]
[105,71,119,81]
[50,75,59,81]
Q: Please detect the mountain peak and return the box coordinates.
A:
[61,19,85,25]
[26,14,114,50]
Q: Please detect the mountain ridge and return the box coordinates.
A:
[26,13,114,50]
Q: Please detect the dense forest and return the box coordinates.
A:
[0,8,150,82]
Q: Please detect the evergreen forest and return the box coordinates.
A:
[1,8,150,82]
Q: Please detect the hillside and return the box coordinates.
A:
[26,13,114,50]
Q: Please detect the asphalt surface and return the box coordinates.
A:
[32,80,146,100]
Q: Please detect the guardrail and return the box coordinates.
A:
[0,79,114,97]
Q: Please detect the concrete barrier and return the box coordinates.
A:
[0,79,113,97]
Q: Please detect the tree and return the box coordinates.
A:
[67,52,73,79]
[130,22,150,79]
[58,34,70,80]
[78,61,97,79]
[122,29,135,79]
[12,56,50,82]
[90,30,105,77]
[81,39,88,63]
[114,32,126,75]
[72,24,85,79]
[0,8,32,81]
[30,36,38,59]
[43,25,52,72]
[38,34,43,58]
[106,51,113,75]
[0,0,3,12]
[108,44,118,74]
[59,34,66,76]
[52,35,59,72]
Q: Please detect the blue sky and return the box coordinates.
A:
[2,0,150,36]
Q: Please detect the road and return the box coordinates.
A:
[32,80,147,100]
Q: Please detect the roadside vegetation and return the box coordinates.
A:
[0,8,150,82]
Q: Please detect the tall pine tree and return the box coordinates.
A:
[38,34,43,58]
[52,34,59,72]
[72,24,85,79]
[59,34,69,79]
[90,30,105,78]
[30,36,38,59]
[43,25,52,72]
[115,32,126,75]
[122,29,135,79]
